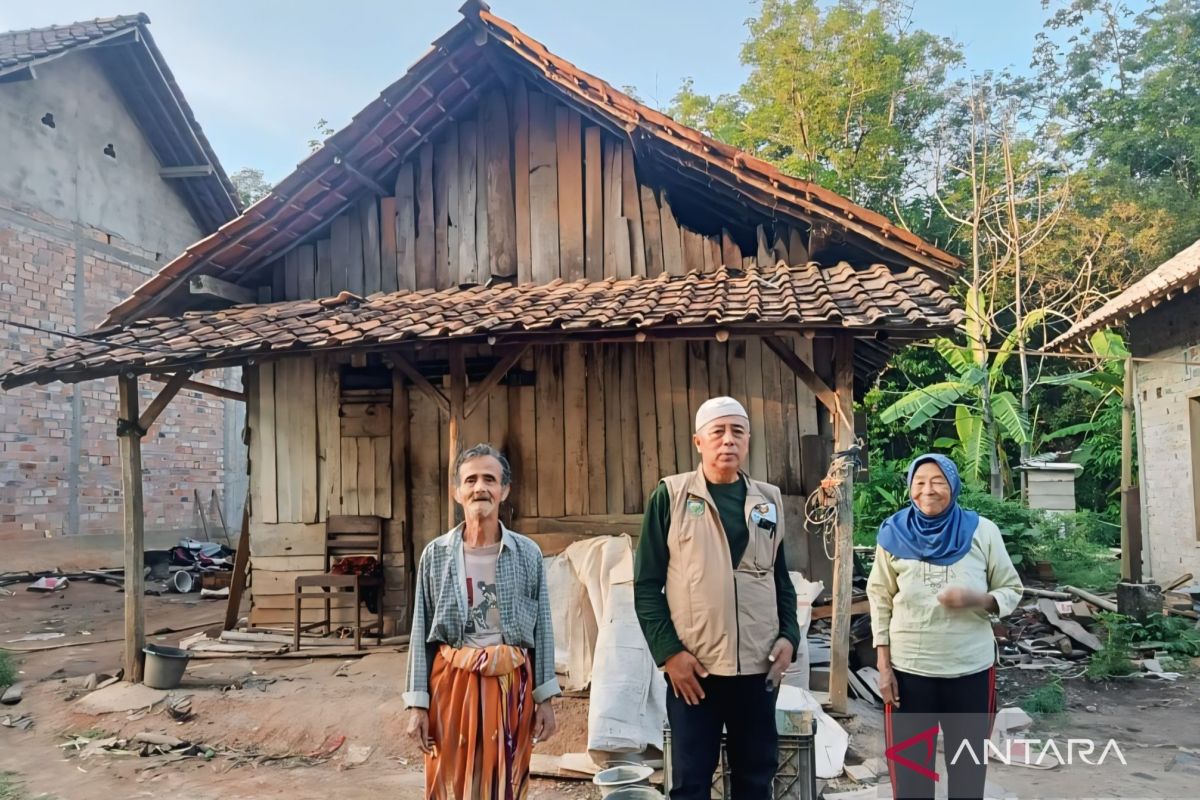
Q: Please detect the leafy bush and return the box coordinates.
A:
[853,458,910,546]
[1087,611,1138,680]
[1022,675,1066,715]
[1133,614,1200,657]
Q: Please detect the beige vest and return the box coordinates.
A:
[662,468,784,676]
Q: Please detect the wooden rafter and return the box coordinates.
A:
[390,352,450,415]
[463,345,528,418]
[138,370,192,432]
[149,373,245,403]
[763,335,839,419]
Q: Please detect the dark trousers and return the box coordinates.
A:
[884,666,997,800]
[666,673,778,800]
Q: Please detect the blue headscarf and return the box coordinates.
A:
[877,454,979,566]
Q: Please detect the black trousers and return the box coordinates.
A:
[884,666,997,800]
[666,673,778,800]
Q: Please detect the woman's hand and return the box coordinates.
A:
[533,700,557,743]
[877,664,900,708]
[937,586,996,611]
[406,708,434,753]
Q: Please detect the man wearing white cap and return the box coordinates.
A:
[634,396,799,800]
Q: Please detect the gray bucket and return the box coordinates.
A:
[593,765,655,797]
[171,570,197,593]
[605,789,663,800]
[142,644,191,689]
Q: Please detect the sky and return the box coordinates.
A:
[2,1,1070,185]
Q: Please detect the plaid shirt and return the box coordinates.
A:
[403,523,561,708]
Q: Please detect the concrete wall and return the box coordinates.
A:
[0,51,203,255]
[0,49,246,556]
[1132,338,1200,582]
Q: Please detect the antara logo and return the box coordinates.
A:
[886,724,1128,775]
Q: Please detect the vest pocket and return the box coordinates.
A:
[747,526,777,572]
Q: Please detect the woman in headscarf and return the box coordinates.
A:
[867,454,1022,800]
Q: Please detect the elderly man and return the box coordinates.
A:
[634,396,800,800]
[404,443,560,799]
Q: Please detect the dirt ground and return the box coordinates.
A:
[3,581,1199,799]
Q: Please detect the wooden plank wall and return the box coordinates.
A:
[267,81,811,299]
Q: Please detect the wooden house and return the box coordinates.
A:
[0,3,963,708]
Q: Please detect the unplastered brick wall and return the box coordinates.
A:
[0,198,235,542]
[1134,345,1200,579]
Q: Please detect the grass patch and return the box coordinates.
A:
[1087,612,1138,680]
[0,651,16,690]
[0,772,25,800]
[1022,676,1066,715]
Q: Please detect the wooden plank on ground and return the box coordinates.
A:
[380,196,398,294]
[621,142,646,277]
[620,348,642,512]
[585,344,607,514]
[395,162,417,293]
[317,358,340,520]
[535,346,566,517]
[458,119,479,284]
[557,107,584,281]
[509,350,538,518]
[528,92,560,282]
[346,199,365,295]
[584,126,603,282]
[316,239,333,298]
[660,190,684,276]
[415,143,436,289]
[635,344,661,505]
[296,358,318,523]
[360,194,382,295]
[511,82,531,282]
[434,131,453,290]
[296,244,317,299]
[603,345,625,514]
[652,343,676,482]
[745,337,768,480]
[481,91,515,280]
[639,185,664,276]
[562,343,588,514]
[602,138,623,278]
[409,384,441,552]
[669,341,691,474]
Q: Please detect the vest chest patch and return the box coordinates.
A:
[686,498,706,517]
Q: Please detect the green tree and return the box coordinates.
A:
[229,167,272,207]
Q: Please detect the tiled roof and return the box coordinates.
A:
[102,2,960,327]
[0,14,145,70]
[2,263,963,389]
[1050,237,1200,349]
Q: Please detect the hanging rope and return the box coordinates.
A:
[805,441,863,561]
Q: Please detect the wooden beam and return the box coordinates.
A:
[448,346,468,526]
[137,370,191,432]
[464,345,528,419]
[160,164,214,178]
[389,352,450,415]
[188,274,256,305]
[149,374,245,403]
[828,334,855,714]
[223,503,251,630]
[333,154,390,198]
[763,335,839,419]
[1120,357,1141,582]
[117,375,146,683]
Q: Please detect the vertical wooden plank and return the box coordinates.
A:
[621,142,646,277]
[686,342,710,471]
[374,435,392,518]
[475,113,491,284]
[562,343,588,514]
[602,138,624,278]
[296,244,317,299]
[258,363,278,523]
[271,258,284,302]
[317,357,341,520]
[746,337,768,480]
[620,348,643,511]
[585,344,608,513]
[729,339,749,409]
[614,217,633,280]
[789,227,809,263]
[652,343,677,479]
[341,437,360,516]
[248,367,264,524]
[636,344,661,503]
[347,200,365,295]
[391,374,409,571]
[660,190,684,276]
[297,358,318,523]
[117,375,145,682]
[709,341,730,397]
[708,237,723,271]
[416,143,436,289]
[528,92,560,282]
[721,228,741,267]
[789,333,821,437]
[481,92,515,280]
[380,196,399,293]
[756,224,772,267]
[603,345,625,514]
[683,228,706,274]
[284,250,300,300]
[772,231,789,263]
[434,131,454,290]
[669,341,691,474]
[557,108,585,282]
[274,361,297,521]
[509,350,538,518]
[702,234,715,273]
[830,334,856,714]
[410,384,442,553]
[511,82,532,282]
[762,340,786,488]
[778,345,803,495]
[535,346,566,516]
[488,374,509,454]
[458,119,479,284]
[361,194,383,296]
[316,239,333,298]
[358,438,376,518]
[396,161,418,291]
[584,127,604,282]
[445,125,461,287]
[639,185,664,276]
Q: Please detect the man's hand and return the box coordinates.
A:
[877,664,900,708]
[937,586,987,609]
[406,708,434,753]
[664,650,709,705]
[533,700,557,743]
[766,637,794,690]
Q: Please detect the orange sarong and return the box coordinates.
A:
[426,643,535,800]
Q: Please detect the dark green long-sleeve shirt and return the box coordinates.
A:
[633,479,800,668]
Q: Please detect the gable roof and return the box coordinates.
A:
[1050,237,1200,349]
[0,13,240,233]
[102,1,960,327]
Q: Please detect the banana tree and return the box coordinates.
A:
[879,291,1039,493]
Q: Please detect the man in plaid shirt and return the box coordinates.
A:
[404,443,560,799]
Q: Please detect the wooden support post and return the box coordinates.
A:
[117,374,146,683]
[1120,357,1141,583]
[829,334,855,714]
[223,502,251,631]
[448,346,467,526]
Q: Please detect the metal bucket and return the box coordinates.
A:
[142,644,191,689]
[605,789,663,800]
[171,570,197,593]
[593,765,655,797]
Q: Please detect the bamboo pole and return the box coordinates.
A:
[118,374,146,682]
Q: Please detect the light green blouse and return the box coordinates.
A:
[866,517,1023,678]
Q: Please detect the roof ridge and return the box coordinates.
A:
[0,13,147,38]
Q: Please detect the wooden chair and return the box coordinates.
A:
[293,515,385,651]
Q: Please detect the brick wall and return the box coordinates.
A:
[0,197,238,543]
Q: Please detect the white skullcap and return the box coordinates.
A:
[694,396,749,433]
